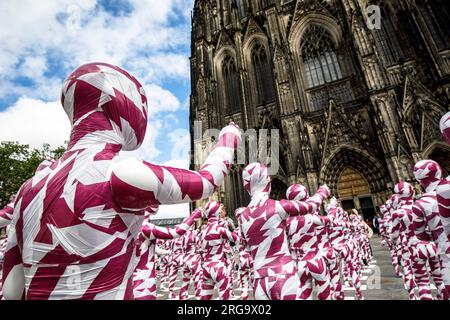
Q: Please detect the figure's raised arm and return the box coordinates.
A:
[277,185,330,219]
[142,208,203,240]
[110,123,241,211]
[306,185,330,209]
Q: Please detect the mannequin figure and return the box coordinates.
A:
[388,193,417,299]
[2,63,241,300]
[436,112,450,295]
[179,224,202,300]
[413,160,450,299]
[133,207,202,300]
[285,184,335,300]
[238,163,329,300]
[199,201,238,300]
[234,207,253,300]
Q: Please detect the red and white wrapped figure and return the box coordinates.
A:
[413,160,450,300]
[166,233,185,299]
[393,182,440,299]
[380,199,402,277]
[199,201,238,300]
[157,239,172,290]
[338,208,364,297]
[238,163,329,300]
[1,63,241,300]
[388,194,417,299]
[285,184,336,300]
[132,207,202,300]
[436,112,450,296]
[178,225,200,300]
[326,198,357,300]
[234,207,253,300]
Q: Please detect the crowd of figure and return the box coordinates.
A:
[377,111,450,300]
[128,181,375,300]
[0,63,448,300]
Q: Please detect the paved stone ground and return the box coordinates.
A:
[363,236,409,300]
[155,237,426,300]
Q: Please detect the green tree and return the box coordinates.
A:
[0,141,66,208]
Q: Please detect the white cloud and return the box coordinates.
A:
[18,56,48,79]
[144,84,180,115]
[0,0,193,100]
[0,97,70,149]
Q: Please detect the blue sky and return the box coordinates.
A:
[0,0,195,217]
[0,0,194,167]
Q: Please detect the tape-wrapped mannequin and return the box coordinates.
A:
[285,184,335,300]
[414,160,450,299]
[199,201,238,300]
[436,112,450,296]
[178,223,201,300]
[234,207,253,300]
[238,163,329,300]
[1,63,241,300]
[133,207,202,300]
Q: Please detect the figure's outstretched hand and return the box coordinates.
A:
[216,121,242,150]
[318,184,330,199]
[191,208,203,220]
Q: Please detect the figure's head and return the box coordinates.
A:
[379,204,387,215]
[394,181,414,200]
[242,163,271,197]
[204,200,221,219]
[286,184,309,201]
[413,160,443,192]
[440,111,450,145]
[61,63,148,151]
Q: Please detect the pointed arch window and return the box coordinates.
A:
[237,0,247,18]
[372,6,403,66]
[222,55,242,113]
[261,0,275,9]
[252,43,276,104]
[420,0,449,51]
[301,24,343,89]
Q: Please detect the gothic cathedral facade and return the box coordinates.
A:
[189,0,450,218]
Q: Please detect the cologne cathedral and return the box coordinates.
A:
[189,0,450,218]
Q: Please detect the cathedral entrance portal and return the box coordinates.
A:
[320,146,391,218]
[337,167,375,220]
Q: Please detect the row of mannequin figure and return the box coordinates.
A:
[378,111,450,300]
[127,180,374,300]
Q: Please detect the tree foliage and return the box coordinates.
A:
[0,141,66,208]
